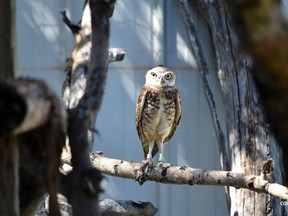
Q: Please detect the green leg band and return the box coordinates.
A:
[158,156,166,163]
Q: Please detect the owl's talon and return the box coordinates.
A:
[147,158,154,173]
[148,158,153,167]
[142,159,154,174]
[136,159,153,185]
[157,162,164,168]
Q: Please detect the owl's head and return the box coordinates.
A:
[145,65,176,87]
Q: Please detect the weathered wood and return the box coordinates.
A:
[0,78,66,216]
[61,7,126,110]
[0,0,15,81]
[89,153,288,200]
[202,1,285,214]
[0,79,52,136]
[178,0,286,215]
[0,0,18,215]
[225,0,288,186]
[0,82,26,135]
[100,199,158,216]
[36,196,158,216]
[12,78,66,216]
[61,1,116,216]
[61,1,125,153]
[0,136,19,216]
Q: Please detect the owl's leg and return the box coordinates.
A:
[146,141,154,160]
[146,141,154,168]
[136,142,155,185]
[157,142,165,162]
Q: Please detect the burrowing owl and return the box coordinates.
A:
[136,65,181,163]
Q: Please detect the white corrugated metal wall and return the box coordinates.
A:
[16,0,228,215]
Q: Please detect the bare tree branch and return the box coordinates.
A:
[61,2,125,147]
[75,0,114,116]
[90,153,288,200]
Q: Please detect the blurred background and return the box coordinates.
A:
[16,1,228,215]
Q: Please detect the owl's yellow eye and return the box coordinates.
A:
[165,73,172,80]
[150,72,157,78]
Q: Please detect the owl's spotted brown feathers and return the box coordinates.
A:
[136,66,181,163]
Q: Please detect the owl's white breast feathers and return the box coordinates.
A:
[156,97,175,139]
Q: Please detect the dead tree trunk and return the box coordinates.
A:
[224,0,288,186]
[0,138,19,216]
[201,1,285,215]
[0,78,66,216]
[178,0,286,215]
[0,0,18,215]
[59,1,116,216]
[0,0,15,81]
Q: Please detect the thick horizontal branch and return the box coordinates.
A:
[90,153,288,200]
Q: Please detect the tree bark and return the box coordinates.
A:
[36,196,158,216]
[87,153,288,201]
[0,78,66,216]
[224,0,288,186]
[177,0,286,215]
[0,0,18,215]
[0,136,19,216]
[203,1,285,215]
[0,80,53,136]
[0,0,15,81]
[60,1,116,215]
